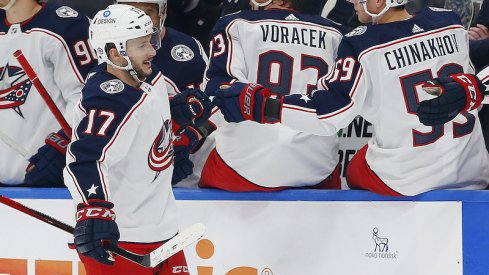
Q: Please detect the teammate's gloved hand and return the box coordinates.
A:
[213,82,272,123]
[24,130,70,187]
[172,127,200,185]
[171,89,212,128]
[417,74,486,126]
[74,199,120,265]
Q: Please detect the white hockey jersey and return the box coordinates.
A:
[0,3,96,184]
[279,8,489,195]
[204,9,344,187]
[64,65,178,243]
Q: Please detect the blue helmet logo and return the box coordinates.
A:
[103,10,111,17]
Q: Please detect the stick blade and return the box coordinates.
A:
[147,223,205,268]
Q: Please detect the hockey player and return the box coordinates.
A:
[116,0,215,187]
[201,0,345,191]
[64,5,207,274]
[212,0,489,195]
[0,0,97,186]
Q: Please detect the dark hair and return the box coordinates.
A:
[105,43,116,56]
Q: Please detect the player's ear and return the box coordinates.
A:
[107,47,121,62]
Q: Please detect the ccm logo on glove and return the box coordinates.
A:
[455,74,479,111]
[76,207,116,222]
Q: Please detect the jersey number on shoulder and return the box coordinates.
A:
[73,39,97,66]
[210,34,226,58]
[83,110,116,136]
[257,50,328,95]
[401,63,475,147]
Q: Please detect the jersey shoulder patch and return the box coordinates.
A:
[99,79,125,94]
[171,44,195,62]
[55,6,79,18]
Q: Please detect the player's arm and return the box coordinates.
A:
[51,15,97,123]
[189,38,209,91]
[212,40,365,136]
[417,70,489,126]
[66,97,139,202]
[203,15,246,95]
[170,88,217,184]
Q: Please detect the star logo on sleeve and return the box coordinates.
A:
[300,94,311,103]
[86,184,98,197]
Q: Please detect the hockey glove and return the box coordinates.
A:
[417,74,486,126]
[74,199,120,266]
[213,82,272,123]
[24,130,69,187]
[171,88,212,128]
[172,127,201,185]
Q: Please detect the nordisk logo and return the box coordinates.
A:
[195,239,274,275]
[365,227,398,260]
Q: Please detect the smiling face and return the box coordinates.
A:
[126,34,157,78]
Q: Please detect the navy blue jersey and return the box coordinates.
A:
[155,27,208,95]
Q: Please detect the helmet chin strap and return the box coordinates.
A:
[250,0,272,10]
[107,56,145,83]
[1,0,17,10]
[362,2,390,24]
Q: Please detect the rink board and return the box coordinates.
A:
[0,188,488,275]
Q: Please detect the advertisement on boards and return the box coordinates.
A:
[0,199,462,275]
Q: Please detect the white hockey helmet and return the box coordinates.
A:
[116,0,167,30]
[362,0,410,22]
[89,4,160,77]
[1,0,17,10]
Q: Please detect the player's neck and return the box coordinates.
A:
[107,66,141,89]
[376,8,411,24]
[6,0,42,24]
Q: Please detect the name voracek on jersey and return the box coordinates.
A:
[260,24,330,50]
[384,33,460,70]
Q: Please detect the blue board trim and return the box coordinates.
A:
[1,187,489,201]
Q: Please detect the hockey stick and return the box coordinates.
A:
[0,130,30,160]
[0,195,205,267]
[13,50,72,138]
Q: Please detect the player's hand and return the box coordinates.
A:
[417,74,485,126]
[469,24,489,40]
[24,131,69,187]
[171,89,212,128]
[172,127,201,185]
[213,82,272,123]
[74,199,120,265]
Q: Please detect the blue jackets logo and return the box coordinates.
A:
[0,64,33,118]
